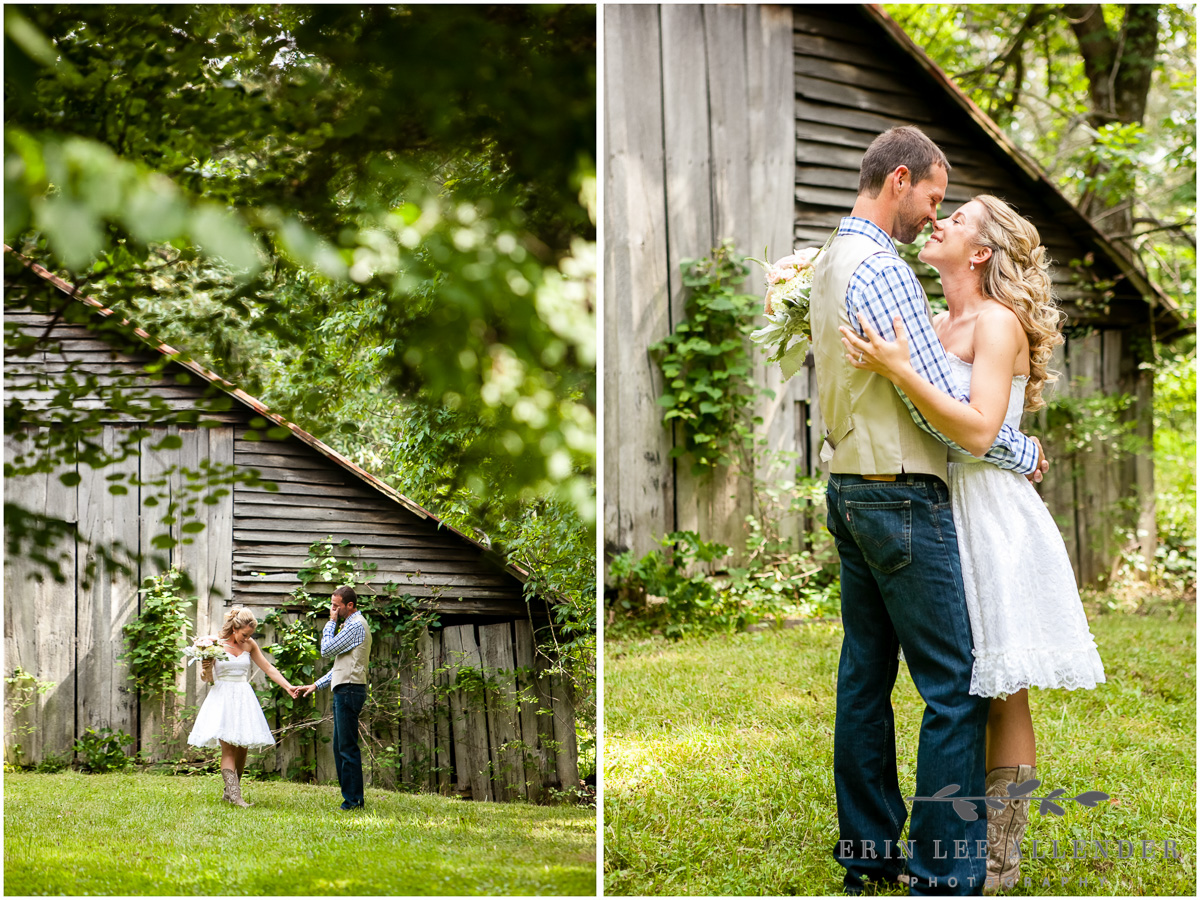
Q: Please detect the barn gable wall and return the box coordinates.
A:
[604,3,1158,587]
[230,431,524,614]
[4,297,572,797]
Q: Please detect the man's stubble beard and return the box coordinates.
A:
[894,197,928,245]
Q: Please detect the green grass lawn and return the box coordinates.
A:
[4,772,596,895]
[604,605,1196,896]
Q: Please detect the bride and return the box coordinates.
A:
[188,607,300,807]
[840,194,1105,893]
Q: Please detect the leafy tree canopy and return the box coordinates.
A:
[5,3,595,503]
[886,3,1195,336]
[4,6,597,672]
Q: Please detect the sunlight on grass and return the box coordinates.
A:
[604,608,1196,896]
[4,773,596,895]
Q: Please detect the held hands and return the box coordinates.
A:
[1026,436,1050,484]
[840,314,914,383]
[289,684,316,698]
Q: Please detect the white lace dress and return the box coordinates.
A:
[187,651,276,750]
[946,355,1106,698]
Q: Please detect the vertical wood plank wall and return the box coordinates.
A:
[604,3,797,564]
[604,2,1156,587]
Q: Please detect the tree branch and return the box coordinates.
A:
[1113,4,1160,124]
[968,5,1046,116]
[1063,3,1117,122]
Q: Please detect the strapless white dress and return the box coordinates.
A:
[187,651,276,750]
[946,354,1106,698]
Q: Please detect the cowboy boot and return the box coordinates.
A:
[983,764,1036,894]
[222,768,251,808]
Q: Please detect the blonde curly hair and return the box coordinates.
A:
[972,194,1065,411]
[218,607,258,640]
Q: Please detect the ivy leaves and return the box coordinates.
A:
[652,243,773,475]
[121,568,194,698]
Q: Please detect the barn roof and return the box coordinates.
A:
[863,5,1180,324]
[3,244,529,586]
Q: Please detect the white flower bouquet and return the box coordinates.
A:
[747,244,824,380]
[182,635,229,667]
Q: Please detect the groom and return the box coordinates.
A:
[810,126,1046,896]
[295,586,373,810]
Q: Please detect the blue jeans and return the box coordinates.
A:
[332,683,366,807]
[826,474,989,896]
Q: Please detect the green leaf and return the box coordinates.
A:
[38,198,103,270]
[779,341,809,381]
[190,204,261,274]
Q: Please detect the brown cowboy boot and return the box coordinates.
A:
[983,764,1036,894]
[222,768,251,808]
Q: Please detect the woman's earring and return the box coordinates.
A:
[970,262,975,271]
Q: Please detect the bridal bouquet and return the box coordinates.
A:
[182,635,229,667]
[746,245,824,380]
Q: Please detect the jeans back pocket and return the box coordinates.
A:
[844,499,912,573]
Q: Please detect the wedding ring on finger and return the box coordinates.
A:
[857,352,863,363]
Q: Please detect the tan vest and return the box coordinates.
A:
[330,612,372,688]
[810,231,948,480]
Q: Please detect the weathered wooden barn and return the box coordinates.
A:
[605,3,1183,584]
[3,250,578,801]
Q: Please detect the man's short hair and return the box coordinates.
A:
[333,586,358,607]
[858,126,950,198]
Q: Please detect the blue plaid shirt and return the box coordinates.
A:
[313,611,368,691]
[839,217,1039,474]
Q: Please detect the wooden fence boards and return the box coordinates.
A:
[514,620,546,801]
[749,4,803,541]
[1068,332,1105,581]
[75,427,140,747]
[550,670,580,791]
[137,425,188,758]
[444,624,493,801]
[661,3,717,547]
[3,429,79,764]
[398,629,438,791]
[603,2,674,560]
[479,623,525,801]
[1038,341,1082,582]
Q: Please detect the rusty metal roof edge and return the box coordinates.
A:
[862,4,1182,320]
[4,245,531,584]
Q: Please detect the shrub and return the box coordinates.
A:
[35,753,69,773]
[73,727,133,773]
[608,531,744,638]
